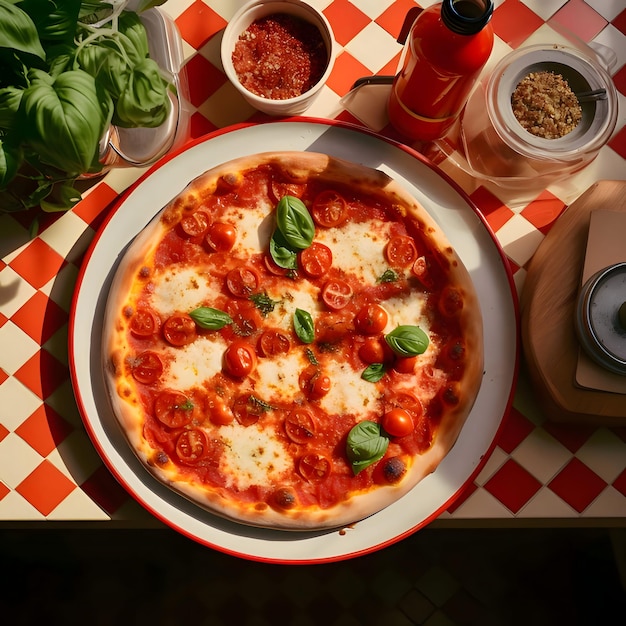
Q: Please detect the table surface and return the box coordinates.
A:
[1,0,625,528]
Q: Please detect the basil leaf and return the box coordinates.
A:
[346,421,389,475]
[118,11,150,61]
[270,230,298,269]
[189,307,232,330]
[293,308,314,344]
[18,0,81,45]
[276,195,315,250]
[385,325,429,357]
[0,1,46,60]
[0,138,21,188]
[249,292,279,316]
[361,363,385,383]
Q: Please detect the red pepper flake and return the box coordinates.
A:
[232,14,327,100]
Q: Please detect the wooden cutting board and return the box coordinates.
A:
[520,180,626,426]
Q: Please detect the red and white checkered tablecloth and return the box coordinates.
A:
[1,0,625,525]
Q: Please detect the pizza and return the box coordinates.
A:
[102,151,483,530]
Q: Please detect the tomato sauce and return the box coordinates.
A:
[232,14,327,100]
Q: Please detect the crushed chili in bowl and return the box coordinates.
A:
[232,13,328,100]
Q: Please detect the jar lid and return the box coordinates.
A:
[575,263,626,376]
[441,0,493,35]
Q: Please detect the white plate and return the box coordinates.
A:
[69,119,518,564]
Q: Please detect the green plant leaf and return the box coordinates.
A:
[346,421,389,475]
[293,308,315,344]
[0,86,24,129]
[361,363,385,383]
[189,307,232,330]
[385,325,429,357]
[0,0,46,59]
[276,195,315,250]
[17,0,81,44]
[20,68,113,175]
[0,138,21,188]
[118,10,150,60]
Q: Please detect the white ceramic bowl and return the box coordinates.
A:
[221,0,336,116]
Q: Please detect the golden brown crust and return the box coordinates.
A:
[102,151,483,530]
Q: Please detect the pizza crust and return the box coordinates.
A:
[102,151,483,531]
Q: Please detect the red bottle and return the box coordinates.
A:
[388,0,494,141]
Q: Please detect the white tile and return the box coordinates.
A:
[344,22,401,75]
[591,27,626,72]
[0,215,30,262]
[447,486,514,519]
[583,486,626,518]
[46,487,111,521]
[38,211,89,261]
[521,0,568,21]
[0,267,37,318]
[0,490,45,520]
[585,0,625,22]
[0,321,40,375]
[45,379,83,427]
[0,377,43,430]
[576,428,626,483]
[517,485,578,518]
[42,324,69,367]
[496,213,545,268]
[200,82,257,127]
[42,262,80,313]
[0,433,43,487]
[510,427,572,483]
[54,430,108,484]
[341,83,392,132]
[348,0,395,19]
[474,446,508,485]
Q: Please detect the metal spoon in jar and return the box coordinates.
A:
[576,89,607,103]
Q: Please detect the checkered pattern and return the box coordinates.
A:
[1,0,625,528]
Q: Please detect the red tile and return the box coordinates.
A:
[175,0,226,49]
[548,458,607,513]
[0,422,9,443]
[189,111,219,140]
[492,0,544,48]
[15,404,74,457]
[468,186,515,233]
[184,54,227,107]
[494,407,535,454]
[80,465,130,515]
[550,0,607,43]
[9,238,66,289]
[0,368,8,386]
[0,481,9,502]
[613,8,626,36]
[483,458,542,513]
[613,467,626,498]
[520,191,567,234]
[326,51,371,97]
[613,64,626,99]
[608,125,626,161]
[376,0,422,39]
[16,459,76,516]
[72,182,119,229]
[324,0,371,47]
[11,291,68,345]
[380,51,403,77]
[542,421,594,453]
[446,480,478,514]
[13,350,69,400]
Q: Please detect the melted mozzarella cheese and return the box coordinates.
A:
[162,335,226,389]
[315,220,392,284]
[217,203,273,258]
[150,267,217,318]
[271,285,321,326]
[254,351,306,402]
[382,294,430,333]
[218,423,291,490]
[320,360,381,418]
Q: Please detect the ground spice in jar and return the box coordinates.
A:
[232,14,327,100]
[511,71,583,139]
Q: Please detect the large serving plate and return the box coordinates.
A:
[69,119,518,564]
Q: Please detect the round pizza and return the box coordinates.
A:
[102,151,483,530]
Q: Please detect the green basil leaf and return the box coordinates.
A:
[249,292,279,317]
[118,11,150,60]
[0,138,21,188]
[76,39,131,99]
[0,86,23,129]
[39,181,82,212]
[189,307,232,330]
[112,57,170,128]
[269,229,298,269]
[0,1,46,60]
[20,68,113,175]
[18,0,81,44]
[276,195,315,250]
[361,363,385,383]
[378,269,398,283]
[346,421,389,475]
[294,308,314,344]
[385,325,429,357]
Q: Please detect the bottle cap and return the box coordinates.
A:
[441,0,493,35]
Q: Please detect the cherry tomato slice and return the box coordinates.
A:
[382,408,415,438]
[270,179,306,202]
[223,340,257,378]
[299,365,331,399]
[321,279,353,310]
[264,254,292,277]
[163,313,197,346]
[412,255,434,289]
[385,235,418,267]
[131,351,163,384]
[175,429,208,463]
[387,390,424,418]
[393,356,418,374]
[284,409,316,444]
[226,266,260,299]
[354,303,388,335]
[298,453,331,482]
[311,190,348,227]
[154,390,193,428]
[129,308,160,338]
[314,313,353,343]
[232,393,267,427]
[226,300,263,338]
[299,242,332,278]
[205,221,236,252]
[258,330,291,357]
[179,211,210,237]
[206,394,234,425]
